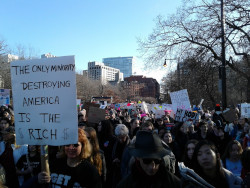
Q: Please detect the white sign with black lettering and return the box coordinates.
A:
[0,89,10,105]
[170,89,192,113]
[11,56,78,145]
[241,103,250,118]
[175,108,199,122]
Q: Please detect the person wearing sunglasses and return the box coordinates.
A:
[37,128,102,188]
[117,130,181,188]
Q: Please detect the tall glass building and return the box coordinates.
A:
[103,56,135,78]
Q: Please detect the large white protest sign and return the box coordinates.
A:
[241,103,250,118]
[155,110,166,119]
[0,89,10,105]
[149,103,174,119]
[170,89,191,113]
[162,104,172,111]
[11,56,78,146]
[138,101,149,114]
[175,108,199,122]
[151,104,163,113]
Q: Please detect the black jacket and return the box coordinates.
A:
[117,160,181,188]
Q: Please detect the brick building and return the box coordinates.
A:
[122,75,160,101]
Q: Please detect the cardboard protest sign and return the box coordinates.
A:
[119,103,136,110]
[146,103,152,112]
[241,103,250,118]
[118,103,126,109]
[162,104,172,110]
[76,99,81,106]
[11,56,78,145]
[151,104,161,113]
[83,102,100,115]
[175,108,199,122]
[0,89,10,105]
[138,101,149,114]
[170,89,192,113]
[88,106,106,123]
[155,110,165,119]
[100,105,107,109]
[222,109,238,123]
[114,104,120,109]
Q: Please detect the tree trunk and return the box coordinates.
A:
[247,77,250,103]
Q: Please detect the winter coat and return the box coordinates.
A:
[111,136,130,188]
[117,161,181,188]
[179,163,242,188]
[223,168,243,188]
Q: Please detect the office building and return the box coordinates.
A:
[103,56,135,78]
[122,75,160,101]
[0,54,19,88]
[41,53,56,58]
[88,61,123,84]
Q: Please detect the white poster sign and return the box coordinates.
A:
[162,104,173,111]
[100,105,107,109]
[151,104,162,113]
[76,99,81,106]
[11,56,78,145]
[0,89,10,105]
[241,103,250,118]
[175,108,199,122]
[155,110,166,119]
[138,101,149,114]
[170,89,191,113]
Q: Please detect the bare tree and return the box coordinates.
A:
[76,73,101,101]
[76,73,127,103]
[102,82,128,103]
[0,40,10,88]
[161,55,247,107]
[0,42,40,89]
[138,0,250,102]
[13,44,40,60]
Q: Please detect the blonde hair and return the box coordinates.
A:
[63,128,92,159]
[84,127,102,175]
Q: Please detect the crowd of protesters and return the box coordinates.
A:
[0,103,250,187]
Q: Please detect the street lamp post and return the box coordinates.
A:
[163,59,167,67]
[220,0,227,109]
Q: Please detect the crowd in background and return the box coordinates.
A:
[0,103,250,187]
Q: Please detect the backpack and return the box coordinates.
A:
[162,141,176,174]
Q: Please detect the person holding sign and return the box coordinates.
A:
[16,145,41,186]
[38,128,102,187]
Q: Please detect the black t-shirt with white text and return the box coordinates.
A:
[50,157,102,188]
